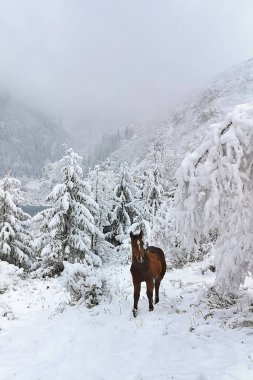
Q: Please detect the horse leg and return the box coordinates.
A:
[146,279,154,311]
[155,277,161,304]
[133,281,141,317]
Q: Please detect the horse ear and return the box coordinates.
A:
[130,231,134,238]
[139,230,143,238]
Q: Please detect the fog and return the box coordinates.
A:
[0,0,253,137]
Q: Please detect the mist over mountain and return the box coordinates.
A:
[2,57,253,186]
[104,57,253,185]
[158,57,253,175]
[0,93,69,177]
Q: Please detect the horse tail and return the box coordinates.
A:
[160,254,166,279]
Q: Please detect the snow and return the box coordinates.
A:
[174,103,253,294]
[1,258,253,380]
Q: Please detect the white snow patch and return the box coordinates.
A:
[1,258,253,379]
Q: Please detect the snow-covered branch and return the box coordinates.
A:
[175,103,253,293]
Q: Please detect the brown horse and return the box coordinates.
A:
[130,230,166,317]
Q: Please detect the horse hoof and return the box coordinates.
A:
[149,305,154,311]
[155,297,159,304]
[133,308,138,318]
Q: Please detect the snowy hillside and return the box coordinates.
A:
[103,58,253,188]
[170,57,253,128]
[0,93,68,177]
[17,57,253,207]
[150,57,253,183]
[20,58,253,204]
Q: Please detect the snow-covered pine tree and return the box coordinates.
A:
[36,148,104,306]
[88,165,114,259]
[37,147,103,265]
[0,174,33,269]
[174,103,253,294]
[151,199,173,249]
[142,166,164,227]
[109,162,139,244]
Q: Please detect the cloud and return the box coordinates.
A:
[0,0,252,137]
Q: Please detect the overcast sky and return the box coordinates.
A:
[0,0,253,136]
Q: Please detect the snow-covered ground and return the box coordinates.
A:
[1,259,253,380]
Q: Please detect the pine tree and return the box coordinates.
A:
[0,174,33,268]
[88,165,114,259]
[35,147,104,305]
[109,162,139,244]
[36,148,102,266]
[142,166,164,227]
[174,103,253,294]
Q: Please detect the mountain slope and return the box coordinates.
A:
[22,57,253,202]
[155,57,253,180]
[0,94,68,177]
[106,57,253,188]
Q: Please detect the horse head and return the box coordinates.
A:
[130,230,145,263]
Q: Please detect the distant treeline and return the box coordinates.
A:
[84,125,134,170]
